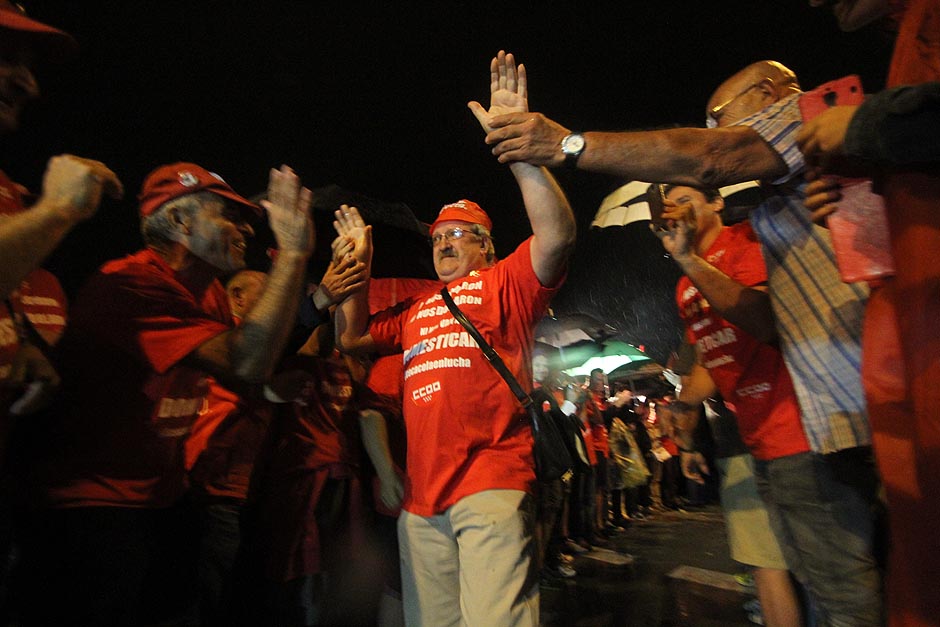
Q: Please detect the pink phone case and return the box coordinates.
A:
[800,76,895,282]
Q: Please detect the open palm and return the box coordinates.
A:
[469,50,528,132]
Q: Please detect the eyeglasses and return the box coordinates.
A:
[706,81,762,128]
[430,227,477,247]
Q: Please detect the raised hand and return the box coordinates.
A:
[651,199,697,260]
[468,50,528,133]
[261,165,315,256]
[39,154,123,222]
[333,204,372,266]
[314,253,369,307]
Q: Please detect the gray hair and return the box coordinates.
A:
[140,191,218,246]
[468,223,496,264]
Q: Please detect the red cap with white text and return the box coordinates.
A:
[429,199,492,234]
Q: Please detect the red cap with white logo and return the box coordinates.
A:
[137,163,261,218]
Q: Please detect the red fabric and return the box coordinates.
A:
[186,377,273,501]
[0,170,28,216]
[258,350,366,580]
[1,269,67,381]
[368,277,443,315]
[38,248,231,508]
[1,268,68,469]
[676,223,810,461]
[368,238,558,516]
[661,436,679,457]
[865,2,940,624]
[586,394,610,455]
[270,351,362,475]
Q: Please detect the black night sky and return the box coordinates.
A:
[7,1,894,363]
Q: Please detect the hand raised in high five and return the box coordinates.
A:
[468,50,528,133]
[313,251,369,309]
[333,204,372,266]
[261,165,315,256]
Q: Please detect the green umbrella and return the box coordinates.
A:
[563,341,652,378]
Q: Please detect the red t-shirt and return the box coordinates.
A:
[587,394,610,456]
[186,377,273,501]
[1,269,68,469]
[677,223,810,461]
[0,169,28,216]
[368,238,560,516]
[267,351,363,476]
[38,248,231,508]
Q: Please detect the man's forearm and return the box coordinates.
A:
[230,250,308,382]
[510,162,575,286]
[673,253,777,344]
[845,83,940,164]
[578,127,787,188]
[0,202,82,298]
[359,408,396,481]
[334,284,374,355]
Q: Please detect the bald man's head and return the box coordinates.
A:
[226,270,266,320]
[706,61,801,128]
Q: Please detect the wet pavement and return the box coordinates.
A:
[541,504,758,627]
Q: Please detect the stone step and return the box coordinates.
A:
[666,565,755,626]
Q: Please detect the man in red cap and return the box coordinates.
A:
[16,163,316,626]
[0,7,122,614]
[334,51,575,626]
[0,1,122,299]
[0,2,122,425]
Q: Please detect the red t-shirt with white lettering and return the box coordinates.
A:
[38,248,231,508]
[677,223,810,461]
[368,238,560,516]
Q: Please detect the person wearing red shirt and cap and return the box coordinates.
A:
[16,162,315,626]
[333,50,575,627]
[0,1,122,300]
[0,1,122,445]
[0,6,121,617]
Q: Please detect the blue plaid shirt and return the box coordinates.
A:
[735,94,871,453]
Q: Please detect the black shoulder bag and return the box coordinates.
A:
[439,288,574,482]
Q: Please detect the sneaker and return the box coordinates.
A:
[743,597,764,624]
[553,563,577,578]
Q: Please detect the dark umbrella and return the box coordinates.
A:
[249,184,436,279]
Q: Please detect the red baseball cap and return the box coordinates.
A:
[429,199,492,234]
[137,163,261,219]
[0,1,78,61]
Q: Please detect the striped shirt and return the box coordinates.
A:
[735,94,871,453]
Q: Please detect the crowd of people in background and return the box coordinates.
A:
[1,0,939,626]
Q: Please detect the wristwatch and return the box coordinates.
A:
[560,133,585,169]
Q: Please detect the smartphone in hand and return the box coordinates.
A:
[799,75,895,283]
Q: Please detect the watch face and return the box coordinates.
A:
[562,134,585,155]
